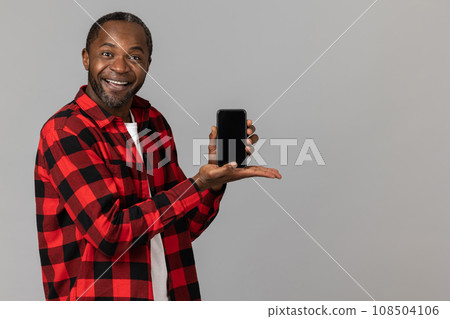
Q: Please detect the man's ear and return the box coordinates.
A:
[82,48,89,71]
[145,57,152,72]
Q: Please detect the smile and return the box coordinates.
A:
[104,79,130,85]
[103,78,132,92]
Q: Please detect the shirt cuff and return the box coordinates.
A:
[169,178,202,213]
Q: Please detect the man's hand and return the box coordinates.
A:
[193,162,281,192]
[207,119,258,165]
[194,119,281,192]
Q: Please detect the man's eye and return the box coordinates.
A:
[102,52,112,57]
[130,56,141,61]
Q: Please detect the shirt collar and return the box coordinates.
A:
[129,109,136,123]
[74,85,150,128]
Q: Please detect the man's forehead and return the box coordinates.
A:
[95,20,147,48]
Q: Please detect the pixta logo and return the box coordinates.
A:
[125,128,172,175]
[193,138,325,166]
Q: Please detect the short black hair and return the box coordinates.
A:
[85,12,153,60]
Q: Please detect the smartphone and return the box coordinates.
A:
[217,109,247,168]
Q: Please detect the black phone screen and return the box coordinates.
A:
[217,109,247,167]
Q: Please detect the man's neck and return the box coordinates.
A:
[85,85,132,123]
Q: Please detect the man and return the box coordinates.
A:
[34,12,281,301]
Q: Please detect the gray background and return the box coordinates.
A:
[1,0,449,300]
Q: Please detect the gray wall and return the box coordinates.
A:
[1,0,450,300]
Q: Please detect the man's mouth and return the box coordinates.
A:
[105,79,129,85]
[103,78,132,91]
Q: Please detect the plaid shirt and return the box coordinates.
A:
[34,85,225,301]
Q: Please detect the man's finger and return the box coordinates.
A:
[247,125,256,136]
[229,166,282,180]
[210,125,217,138]
[244,166,282,179]
[247,134,259,145]
[209,126,217,151]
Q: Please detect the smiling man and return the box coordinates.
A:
[34,12,281,301]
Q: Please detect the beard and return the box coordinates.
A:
[88,69,143,109]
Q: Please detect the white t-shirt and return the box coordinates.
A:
[124,110,169,301]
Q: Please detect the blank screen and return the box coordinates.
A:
[217,109,247,167]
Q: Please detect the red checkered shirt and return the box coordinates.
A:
[34,85,226,300]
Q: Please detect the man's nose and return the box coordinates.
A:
[109,55,131,74]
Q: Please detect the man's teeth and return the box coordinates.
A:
[106,79,129,85]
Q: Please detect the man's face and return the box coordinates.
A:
[82,20,151,109]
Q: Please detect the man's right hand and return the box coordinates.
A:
[192,162,282,192]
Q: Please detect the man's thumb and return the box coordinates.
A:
[210,161,237,179]
[209,126,217,139]
[226,161,237,168]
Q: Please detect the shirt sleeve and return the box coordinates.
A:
[187,182,227,241]
[163,120,227,241]
[38,127,202,257]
